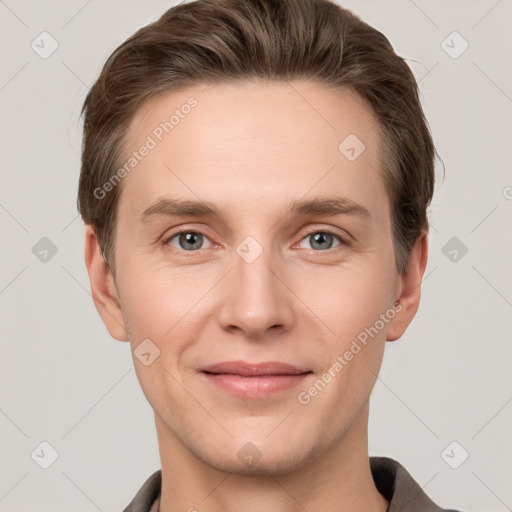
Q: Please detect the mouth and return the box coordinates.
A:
[199,361,313,399]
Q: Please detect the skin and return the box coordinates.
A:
[85,79,428,512]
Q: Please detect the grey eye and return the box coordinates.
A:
[309,232,335,250]
[297,231,343,251]
[168,232,211,251]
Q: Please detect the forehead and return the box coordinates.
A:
[118,79,387,221]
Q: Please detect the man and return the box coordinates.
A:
[78,0,462,510]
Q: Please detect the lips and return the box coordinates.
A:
[200,361,312,399]
[201,361,310,376]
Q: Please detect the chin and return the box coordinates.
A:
[197,438,319,476]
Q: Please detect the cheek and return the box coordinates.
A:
[118,264,215,363]
[117,252,192,325]
[293,259,395,345]
[121,270,205,410]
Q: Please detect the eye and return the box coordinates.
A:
[164,230,213,251]
[297,230,346,251]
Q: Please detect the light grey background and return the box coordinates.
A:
[1,0,511,510]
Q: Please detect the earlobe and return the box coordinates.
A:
[386,231,428,342]
[84,225,129,342]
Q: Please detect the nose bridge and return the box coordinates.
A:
[217,236,293,337]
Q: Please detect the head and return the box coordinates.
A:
[80,0,434,474]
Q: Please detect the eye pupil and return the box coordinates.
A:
[310,232,333,250]
[179,232,203,250]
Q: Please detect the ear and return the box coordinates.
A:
[386,231,428,342]
[84,225,129,342]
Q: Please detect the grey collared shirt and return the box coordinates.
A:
[123,456,462,512]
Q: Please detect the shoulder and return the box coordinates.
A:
[122,470,161,512]
[370,456,463,512]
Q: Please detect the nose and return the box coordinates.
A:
[216,243,295,340]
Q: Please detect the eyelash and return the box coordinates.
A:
[162,228,348,254]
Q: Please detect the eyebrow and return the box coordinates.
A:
[139,196,370,224]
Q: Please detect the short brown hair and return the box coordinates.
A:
[78,0,436,276]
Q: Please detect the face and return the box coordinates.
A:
[87,79,424,475]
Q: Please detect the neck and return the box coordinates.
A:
[156,402,387,512]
